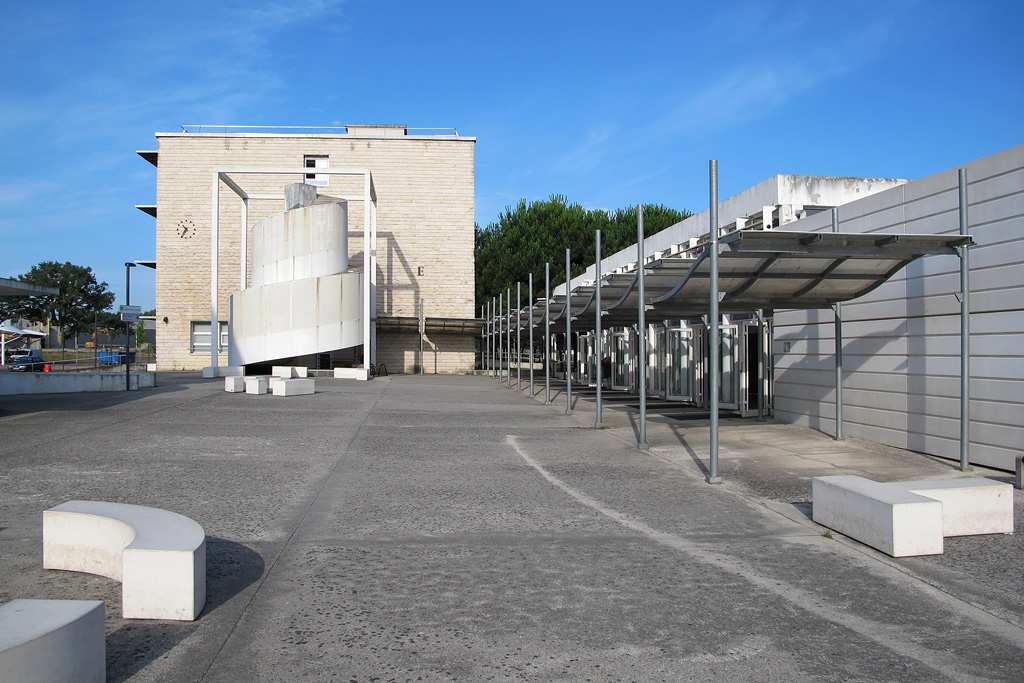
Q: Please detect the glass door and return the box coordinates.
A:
[648,326,666,397]
[666,326,692,401]
[611,331,631,390]
[719,324,740,409]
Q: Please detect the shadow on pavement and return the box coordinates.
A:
[106,537,265,683]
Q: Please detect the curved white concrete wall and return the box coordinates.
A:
[250,202,348,288]
[228,271,363,366]
[229,200,363,366]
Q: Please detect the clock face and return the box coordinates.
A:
[176,219,196,239]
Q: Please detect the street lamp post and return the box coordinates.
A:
[124,262,136,391]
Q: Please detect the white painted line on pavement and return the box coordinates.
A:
[506,434,1022,681]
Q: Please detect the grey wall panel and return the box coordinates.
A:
[774,143,1024,471]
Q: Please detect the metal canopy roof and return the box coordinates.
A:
[495,231,972,332]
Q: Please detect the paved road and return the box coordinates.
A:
[1,373,1021,681]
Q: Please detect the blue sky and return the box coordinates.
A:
[1,0,1021,312]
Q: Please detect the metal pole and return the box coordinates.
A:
[419,298,424,375]
[517,282,522,391]
[756,309,765,422]
[507,288,512,387]
[595,229,604,428]
[707,160,721,483]
[486,302,491,377]
[125,263,133,392]
[565,248,573,415]
[529,272,534,397]
[959,168,971,471]
[832,208,844,440]
[545,262,552,405]
[637,208,648,448]
[498,293,503,382]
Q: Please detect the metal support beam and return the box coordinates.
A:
[529,272,535,397]
[637,208,648,449]
[517,282,522,391]
[756,309,765,422]
[595,229,604,428]
[565,249,573,415]
[833,208,844,440]
[707,160,722,484]
[959,168,971,471]
[507,288,513,387]
[545,262,552,405]
[498,292,503,383]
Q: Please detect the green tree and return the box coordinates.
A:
[475,196,691,310]
[3,261,115,347]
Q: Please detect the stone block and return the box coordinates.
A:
[334,367,370,380]
[244,377,269,394]
[812,475,1013,557]
[273,378,315,396]
[224,376,245,392]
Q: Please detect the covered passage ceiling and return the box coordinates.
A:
[502,231,971,331]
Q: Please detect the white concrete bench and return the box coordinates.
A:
[272,365,308,378]
[224,376,245,392]
[812,475,1014,557]
[245,376,269,394]
[0,599,105,683]
[43,501,206,620]
[273,377,315,396]
[334,367,370,380]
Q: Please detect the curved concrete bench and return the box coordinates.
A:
[0,599,104,683]
[43,501,206,621]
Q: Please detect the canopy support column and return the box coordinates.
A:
[498,292,503,383]
[707,160,722,484]
[959,168,971,471]
[637,208,648,449]
[833,208,844,440]
[545,263,552,405]
[565,249,574,415]
[529,272,535,397]
[506,288,512,387]
[516,282,522,391]
[595,229,605,428]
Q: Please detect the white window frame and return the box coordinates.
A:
[191,321,229,353]
[304,155,329,186]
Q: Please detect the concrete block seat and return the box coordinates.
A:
[224,376,245,392]
[0,599,105,683]
[812,475,1013,557]
[245,376,270,394]
[273,377,315,396]
[43,501,206,620]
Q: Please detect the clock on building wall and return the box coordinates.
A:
[176,219,197,239]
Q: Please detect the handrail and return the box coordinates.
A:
[179,124,460,136]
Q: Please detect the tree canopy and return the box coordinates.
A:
[475,195,691,310]
[0,261,115,346]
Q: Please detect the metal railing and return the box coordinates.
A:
[179,125,460,136]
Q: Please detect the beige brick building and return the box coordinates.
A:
[138,125,477,373]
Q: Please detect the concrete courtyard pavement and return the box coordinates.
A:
[0,372,1021,681]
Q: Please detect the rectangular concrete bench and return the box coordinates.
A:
[43,501,206,620]
[273,378,315,396]
[0,599,105,683]
[272,365,308,378]
[334,367,370,380]
[812,475,1013,557]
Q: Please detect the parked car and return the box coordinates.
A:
[9,351,46,372]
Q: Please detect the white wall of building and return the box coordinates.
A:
[773,144,1024,470]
